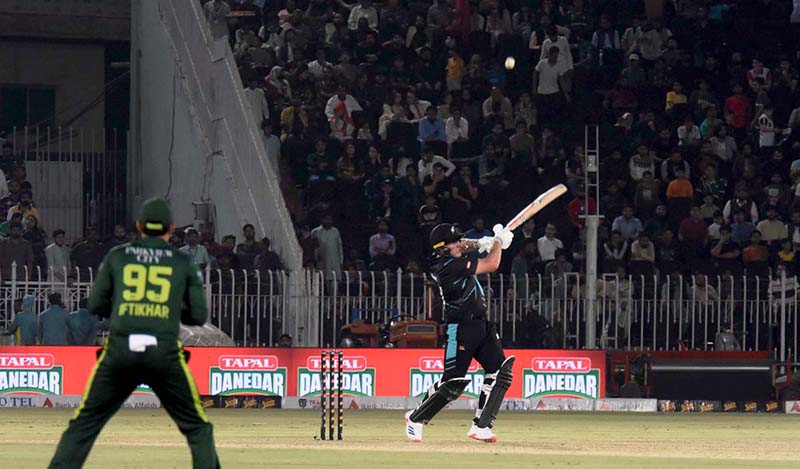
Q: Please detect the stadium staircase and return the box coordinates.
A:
[131,0,321,345]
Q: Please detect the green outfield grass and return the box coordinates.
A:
[0,408,798,468]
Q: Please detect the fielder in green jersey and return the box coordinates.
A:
[49,197,220,469]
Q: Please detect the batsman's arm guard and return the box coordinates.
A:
[476,356,515,428]
[408,377,470,424]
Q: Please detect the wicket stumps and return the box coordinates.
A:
[320,350,343,440]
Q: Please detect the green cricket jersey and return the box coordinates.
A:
[88,237,207,340]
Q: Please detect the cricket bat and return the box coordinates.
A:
[504,184,568,231]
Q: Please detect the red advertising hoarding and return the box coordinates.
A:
[0,347,606,399]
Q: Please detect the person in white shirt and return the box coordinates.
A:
[347,0,378,30]
[537,223,564,262]
[180,228,211,270]
[534,47,570,125]
[539,28,574,72]
[445,107,469,157]
[45,229,71,282]
[677,116,702,147]
[243,79,269,127]
[307,48,332,78]
[418,147,456,182]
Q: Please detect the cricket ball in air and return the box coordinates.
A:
[505,56,516,70]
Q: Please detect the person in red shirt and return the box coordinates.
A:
[567,190,597,228]
[724,83,751,141]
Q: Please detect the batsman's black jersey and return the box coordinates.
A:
[429,255,487,323]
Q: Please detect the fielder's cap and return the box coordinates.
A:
[139,197,173,233]
[429,223,463,250]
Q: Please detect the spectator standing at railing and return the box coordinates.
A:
[1,295,36,345]
[45,229,71,282]
[23,215,46,273]
[235,224,261,270]
[311,214,343,281]
[38,292,68,346]
[71,226,105,279]
[0,223,33,280]
[102,224,128,255]
[254,237,283,273]
[66,298,97,346]
[180,228,210,271]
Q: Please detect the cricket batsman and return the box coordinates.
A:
[49,197,220,468]
[405,222,514,443]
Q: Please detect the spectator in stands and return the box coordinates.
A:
[445,107,469,158]
[180,228,210,270]
[756,207,787,246]
[311,214,343,281]
[679,205,708,265]
[418,146,455,182]
[236,224,261,270]
[368,219,396,271]
[534,47,570,127]
[629,145,655,182]
[657,229,681,275]
[677,114,702,148]
[254,237,283,272]
[707,210,725,241]
[70,226,104,278]
[612,206,643,242]
[742,230,770,275]
[463,216,492,241]
[38,292,67,346]
[482,86,514,130]
[545,249,574,276]
[46,229,71,282]
[203,0,231,42]
[731,209,756,247]
[66,298,96,346]
[7,190,40,224]
[512,238,540,282]
[418,105,446,150]
[1,295,36,345]
[724,83,751,140]
[418,194,442,238]
[630,231,655,264]
[603,230,628,272]
[724,187,759,224]
[538,223,563,263]
[0,221,33,279]
[23,215,46,273]
[666,168,694,224]
[711,225,742,273]
[643,204,668,240]
[103,224,128,254]
[244,77,269,127]
[325,85,362,124]
[0,144,19,176]
[786,211,800,248]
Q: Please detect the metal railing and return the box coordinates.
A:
[0,267,796,359]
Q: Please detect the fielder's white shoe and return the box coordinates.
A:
[405,410,423,442]
[467,423,497,443]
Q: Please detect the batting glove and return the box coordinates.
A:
[492,224,514,250]
[477,236,496,253]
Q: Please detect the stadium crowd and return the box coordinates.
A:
[199,0,800,289]
[10,0,800,292]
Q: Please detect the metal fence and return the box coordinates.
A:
[0,267,797,360]
[3,126,127,242]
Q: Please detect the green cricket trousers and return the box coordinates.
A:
[49,337,220,468]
